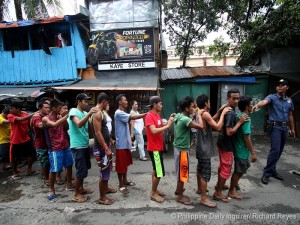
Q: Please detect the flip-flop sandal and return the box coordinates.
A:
[125,181,136,186]
[150,195,165,203]
[97,199,115,205]
[66,187,75,191]
[105,188,117,194]
[27,170,40,176]
[213,195,231,203]
[48,194,57,203]
[200,200,217,208]
[177,197,193,205]
[72,196,87,203]
[228,193,243,200]
[119,187,129,194]
[12,174,22,180]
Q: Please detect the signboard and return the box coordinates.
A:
[87,28,155,70]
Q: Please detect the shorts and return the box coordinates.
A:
[217,148,233,180]
[0,143,10,163]
[93,146,112,181]
[72,147,91,180]
[10,141,36,162]
[36,148,49,167]
[234,157,250,174]
[148,151,165,178]
[49,148,73,173]
[115,149,132,174]
[197,158,211,182]
[174,147,189,183]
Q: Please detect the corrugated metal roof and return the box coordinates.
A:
[0,14,87,29]
[161,66,248,81]
[188,66,245,77]
[161,68,193,80]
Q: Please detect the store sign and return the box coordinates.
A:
[87,28,155,70]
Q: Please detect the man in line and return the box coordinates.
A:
[130,100,148,161]
[43,99,73,202]
[0,107,11,170]
[8,102,37,180]
[92,92,116,205]
[228,96,257,200]
[195,95,231,208]
[145,96,175,203]
[173,96,204,205]
[31,101,51,186]
[114,94,146,194]
[213,88,247,203]
[68,93,99,203]
[253,79,295,185]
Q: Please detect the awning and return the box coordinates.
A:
[53,69,159,91]
[0,87,45,101]
[195,76,256,83]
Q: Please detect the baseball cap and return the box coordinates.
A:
[147,96,162,107]
[76,93,92,101]
[276,79,288,86]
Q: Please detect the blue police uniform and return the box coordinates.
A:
[263,93,294,178]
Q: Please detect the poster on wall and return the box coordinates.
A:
[87,28,155,70]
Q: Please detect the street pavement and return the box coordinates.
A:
[0,135,299,225]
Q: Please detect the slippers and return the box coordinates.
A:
[97,199,114,205]
[228,193,243,200]
[27,170,40,176]
[3,164,12,170]
[72,196,87,203]
[150,195,165,203]
[56,180,64,185]
[105,188,117,194]
[177,196,193,205]
[200,200,217,208]
[48,194,57,203]
[125,181,136,186]
[81,188,93,194]
[119,187,129,194]
[213,195,231,203]
[12,174,22,180]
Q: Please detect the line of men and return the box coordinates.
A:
[0,78,294,207]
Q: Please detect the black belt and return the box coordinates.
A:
[270,121,289,126]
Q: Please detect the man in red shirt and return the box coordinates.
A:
[8,102,37,180]
[145,96,175,203]
[31,101,51,186]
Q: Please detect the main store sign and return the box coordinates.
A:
[87,28,155,70]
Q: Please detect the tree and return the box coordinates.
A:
[210,0,300,67]
[161,0,223,67]
[2,0,61,21]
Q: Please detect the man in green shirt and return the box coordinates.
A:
[173,96,204,205]
[228,96,257,200]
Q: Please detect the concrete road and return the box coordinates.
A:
[0,135,299,225]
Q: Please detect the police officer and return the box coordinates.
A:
[253,79,295,185]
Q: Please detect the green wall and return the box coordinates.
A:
[245,75,269,134]
[161,82,210,118]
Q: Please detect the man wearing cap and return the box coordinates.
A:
[68,93,99,202]
[145,96,175,203]
[114,94,147,194]
[253,79,295,185]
